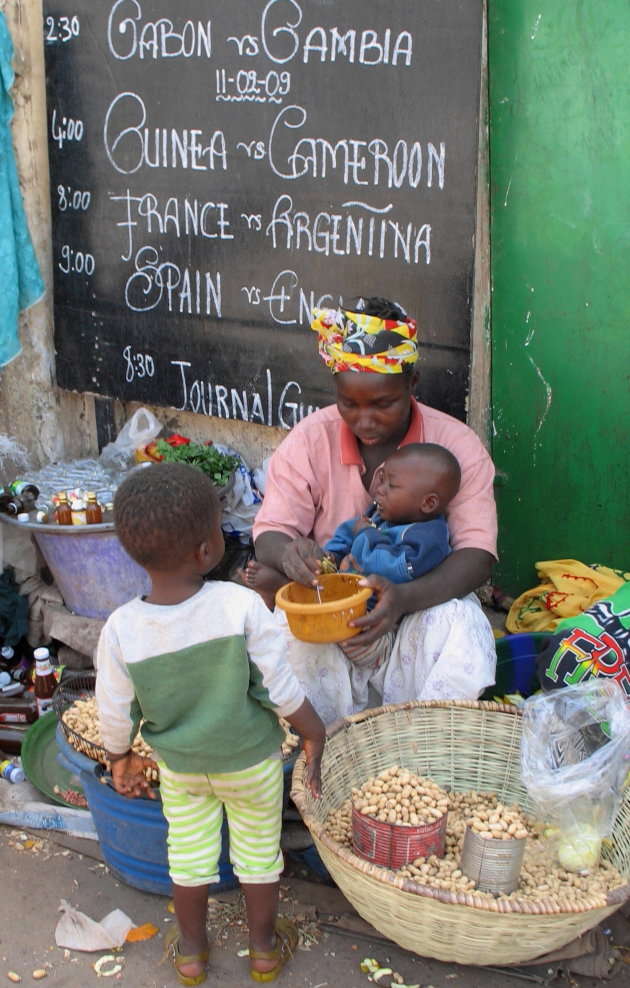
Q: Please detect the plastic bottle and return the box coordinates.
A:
[33,647,57,716]
[85,492,103,525]
[0,492,25,516]
[1,645,16,668]
[0,758,25,783]
[54,491,73,525]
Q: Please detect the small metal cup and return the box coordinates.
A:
[461,826,525,895]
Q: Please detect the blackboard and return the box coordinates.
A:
[43,0,482,426]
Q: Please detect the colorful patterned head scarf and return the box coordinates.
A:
[311,307,418,374]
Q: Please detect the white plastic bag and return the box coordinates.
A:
[213,443,262,538]
[521,680,630,872]
[99,407,162,470]
[55,899,133,951]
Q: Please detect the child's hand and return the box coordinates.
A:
[110,752,157,799]
[283,699,325,799]
[321,551,339,571]
[352,514,372,535]
[339,552,360,573]
[302,737,324,799]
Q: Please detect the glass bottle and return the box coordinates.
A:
[70,498,87,525]
[0,492,25,516]
[33,647,57,716]
[0,724,28,754]
[54,492,73,525]
[9,480,40,510]
[0,692,37,724]
[85,492,103,524]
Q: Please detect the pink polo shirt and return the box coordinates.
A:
[253,399,497,558]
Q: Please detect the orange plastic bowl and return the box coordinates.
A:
[275,573,372,644]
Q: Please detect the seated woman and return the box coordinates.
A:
[250,296,498,725]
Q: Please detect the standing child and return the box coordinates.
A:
[95,462,325,986]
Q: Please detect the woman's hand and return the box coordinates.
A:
[344,575,405,646]
[280,537,325,586]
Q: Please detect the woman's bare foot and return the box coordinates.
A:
[234,560,287,610]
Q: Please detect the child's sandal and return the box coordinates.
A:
[249,917,299,983]
[163,925,209,987]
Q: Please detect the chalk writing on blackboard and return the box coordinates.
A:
[44,0,483,424]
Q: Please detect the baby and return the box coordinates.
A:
[323,443,461,667]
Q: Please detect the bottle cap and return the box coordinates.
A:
[0,671,10,687]
[33,647,50,661]
[17,513,30,523]
[0,646,14,659]
[87,491,97,499]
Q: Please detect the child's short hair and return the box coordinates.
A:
[114,462,221,571]
[392,443,461,499]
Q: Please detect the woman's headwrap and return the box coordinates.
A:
[311,307,418,374]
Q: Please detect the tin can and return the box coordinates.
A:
[352,805,447,869]
[461,826,525,895]
[0,758,25,784]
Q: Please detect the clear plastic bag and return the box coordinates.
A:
[99,408,163,470]
[520,680,630,872]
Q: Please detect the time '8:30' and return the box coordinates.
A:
[123,345,155,383]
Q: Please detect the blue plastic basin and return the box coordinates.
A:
[32,522,150,620]
[56,724,237,896]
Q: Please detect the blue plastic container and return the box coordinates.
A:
[56,724,236,896]
[481,632,552,700]
[32,522,150,619]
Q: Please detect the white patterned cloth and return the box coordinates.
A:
[276,593,497,726]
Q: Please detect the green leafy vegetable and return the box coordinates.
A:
[154,439,240,487]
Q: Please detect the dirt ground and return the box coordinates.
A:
[1,820,629,988]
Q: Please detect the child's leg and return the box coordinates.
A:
[159,765,227,982]
[241,880,279,973]
[234,559,287,610]
[212,756,297,978]
[170,883,210,980]
[341,628,396,669]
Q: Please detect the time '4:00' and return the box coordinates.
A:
[58,246,95,276]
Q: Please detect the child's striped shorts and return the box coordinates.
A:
[158,754,284,887]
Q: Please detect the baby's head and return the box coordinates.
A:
[375,443,461,525]
[114,462,223,574]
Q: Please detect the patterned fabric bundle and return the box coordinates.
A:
[311,307,418,373]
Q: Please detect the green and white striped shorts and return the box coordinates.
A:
[158,755,284,887]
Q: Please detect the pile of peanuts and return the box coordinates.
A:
[279,718,301,759]
[460,790,529,840]
[62,695,158,781]
[63,698,299,777]
[323,769,626,907]
[351,765,449,827]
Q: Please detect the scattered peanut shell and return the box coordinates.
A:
[7,974,21,984]
[32,973,47,981]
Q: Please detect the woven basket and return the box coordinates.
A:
[291,700,630,966]
[51,674,108,765]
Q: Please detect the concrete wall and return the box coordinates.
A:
[0,1,490,478]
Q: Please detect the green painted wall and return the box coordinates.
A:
[488,2,630,595]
